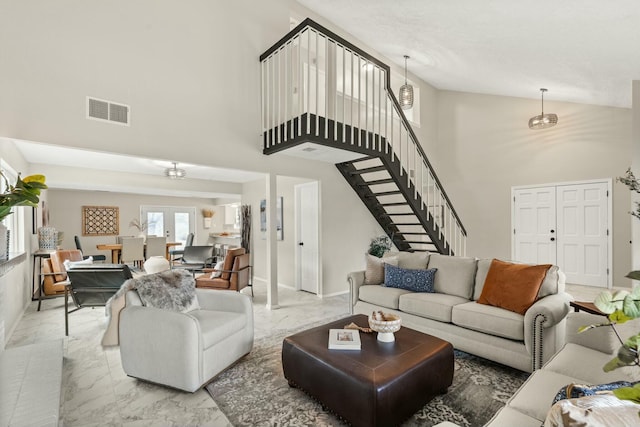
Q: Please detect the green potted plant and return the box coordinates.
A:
[0,170,47,258]
[587,168,640,402]
[368,235,392,258]
[0,171,47,222]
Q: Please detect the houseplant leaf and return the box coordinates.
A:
[613,384,640,404]
[594,291,620,314]
[609,309,633,324]
[623,294,640,319]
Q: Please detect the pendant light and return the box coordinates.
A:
[399,55,414,110]
[165,162,186,179]
[528,88,558,130]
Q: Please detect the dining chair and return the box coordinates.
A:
[120,237,145,269]
[169,232,194,264]
[171,245,215,275]
[74,235,107,262]
[145,236,167,259]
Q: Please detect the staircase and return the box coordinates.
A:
[260,19,466,255]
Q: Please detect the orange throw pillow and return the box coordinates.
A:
[477,259,552,315]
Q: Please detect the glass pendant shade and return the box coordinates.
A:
[399,84,414,110]
[528,88,558,130]
[400,55,414,110]
[165,162,186,179]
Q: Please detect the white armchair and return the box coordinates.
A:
[119,288,253,392]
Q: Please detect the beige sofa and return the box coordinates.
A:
[348,252,571,372]
[486,312,640,426]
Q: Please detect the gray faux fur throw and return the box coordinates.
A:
[109,268,199,313]
[102,269,199,347]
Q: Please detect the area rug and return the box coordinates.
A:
[206,324,529,427]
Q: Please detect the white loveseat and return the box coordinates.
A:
[348,252,572,372]
[487,311,640,426]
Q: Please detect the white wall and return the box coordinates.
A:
[435,91,632,285]
[46,189,222,256]
[243,176,314,290]
[0,0,635,304]
[0,139,39,346]
[632,81,640,277]
[0,0,387,298]
[243,174,383,295]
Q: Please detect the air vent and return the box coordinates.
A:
[87,97,130,126]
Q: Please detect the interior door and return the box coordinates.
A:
[295,182,319,294]
[513,187,557,265]
[141,206,195,247]
[556,183,609,287]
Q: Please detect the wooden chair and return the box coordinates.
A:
[41,250,84,296]
[195,247,252,295]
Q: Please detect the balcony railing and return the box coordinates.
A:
[260,19,466,255]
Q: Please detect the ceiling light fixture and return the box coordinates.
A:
[399,55,414,110]
[528,88,558,130]
[165,162,186,179]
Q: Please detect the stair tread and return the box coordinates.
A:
[350,165,387,175]
[367,191,401,196]
[359,178,394,186]
[381,202,408,206]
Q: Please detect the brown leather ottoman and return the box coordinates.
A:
[282,314,454,427]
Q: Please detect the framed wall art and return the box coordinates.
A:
[82,205,119,236]
[260,197,283,240]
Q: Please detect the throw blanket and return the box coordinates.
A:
[101,269,199,347]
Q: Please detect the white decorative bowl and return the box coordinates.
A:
[368,313,402,342]
[144,256,170,274]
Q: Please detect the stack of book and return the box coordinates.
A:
[328,329,361,350]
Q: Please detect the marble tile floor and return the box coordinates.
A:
[6,282,615,427]
[6,285,350,427]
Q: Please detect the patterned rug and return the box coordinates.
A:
[206,324,529,427]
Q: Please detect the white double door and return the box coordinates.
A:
[512,180,611,287]
[140,206,196,246]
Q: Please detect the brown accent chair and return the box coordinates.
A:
[42,250,84,296]
[195,247,252,295]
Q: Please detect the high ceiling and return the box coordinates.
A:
[298,0,640,108]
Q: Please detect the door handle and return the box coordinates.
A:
[550,229,555,233]
[298,242,304,246]
[550,237,555,242]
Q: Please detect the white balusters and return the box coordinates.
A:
[260,22,466,256]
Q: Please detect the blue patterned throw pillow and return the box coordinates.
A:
[552,381,638,404]
[384,264,437,293]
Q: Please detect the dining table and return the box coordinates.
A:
[96,242,181,264]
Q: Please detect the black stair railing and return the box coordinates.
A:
[260,18,467,255]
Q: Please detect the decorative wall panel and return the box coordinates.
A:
[82,206,119,236]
